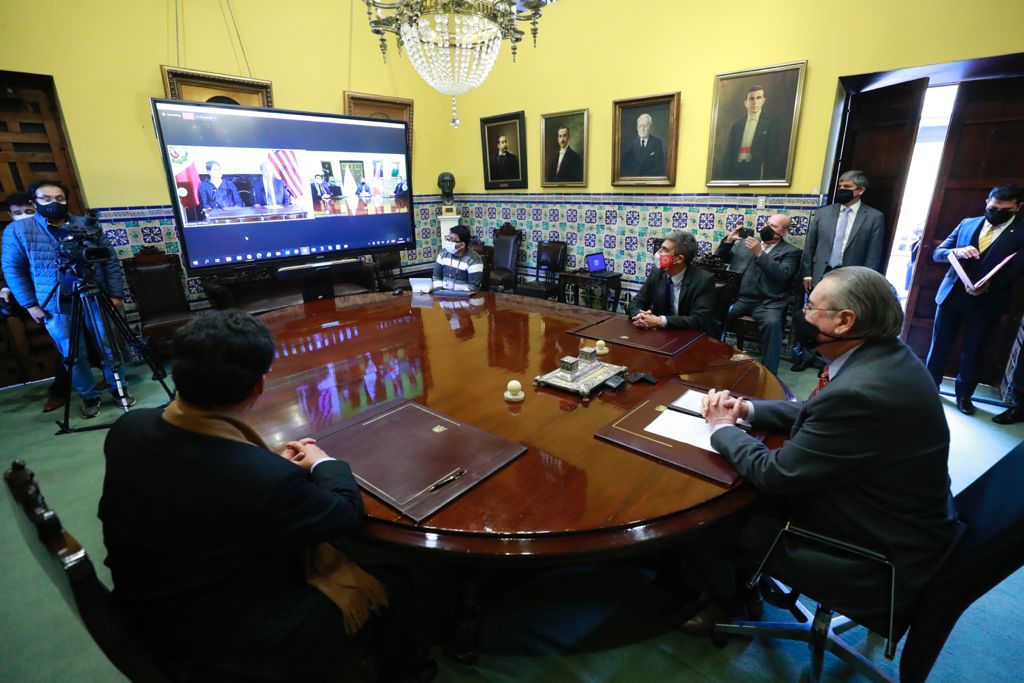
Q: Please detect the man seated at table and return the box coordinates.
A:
[668,267,959,637]
[99,310,434,682]
[714,214,801,375]
[431,224,483,292]
[628,230,719,337]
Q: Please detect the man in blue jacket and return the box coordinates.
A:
[925,184,1024,415]
[1,180,129,418]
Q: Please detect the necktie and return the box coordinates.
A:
[809,366,830,399]
[641,139,646,149]
[979,224,995,253]
[828,208,851,268]
[664,274,675,315]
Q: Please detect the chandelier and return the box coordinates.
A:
[363,1,556,127]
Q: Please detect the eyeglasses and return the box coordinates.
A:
[35,195,67,205]
[802,302,838,312]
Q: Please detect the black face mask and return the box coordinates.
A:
[833,188,855,205]
[35,201,69,221]
[759,226,777,242]
[984,206,1015,225]
[792,310,858,350]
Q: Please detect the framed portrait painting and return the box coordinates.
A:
[540,108,588,187]
[481,111,528,190]
[160,66,274,107]
[612,92,680,186]
[344,91,415,155]
[706,60,807,187]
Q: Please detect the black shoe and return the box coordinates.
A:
[993,406,1024,425]
[111,392,137,408]
[956,397,976,416]
[80,397,101,419]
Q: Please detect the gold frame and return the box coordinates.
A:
[612,92,680,186]
[344,91,415,155]
[540,108,589,188]
[705,60,807,187]
[160,66,274,107]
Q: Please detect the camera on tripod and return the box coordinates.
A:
[54,214,113,277]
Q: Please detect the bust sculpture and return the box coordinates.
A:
[437,172,456,205]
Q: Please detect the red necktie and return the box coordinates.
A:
[809,366,830,399]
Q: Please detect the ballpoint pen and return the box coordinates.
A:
[427,468,467,492]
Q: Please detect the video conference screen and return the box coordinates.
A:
[150,99,414,272]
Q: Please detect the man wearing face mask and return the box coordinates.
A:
[925,184,1024,415]
[668,267,958,638]
[714,214,801,374]
[430,225,483,293]
[1,180,129,419]
[627,230,718,337]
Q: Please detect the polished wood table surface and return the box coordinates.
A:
[250,292,788,562]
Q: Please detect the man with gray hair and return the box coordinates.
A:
[793,170,885,371]
[621,112,667,177]
[628,230,718,336]
[669,267,958,638]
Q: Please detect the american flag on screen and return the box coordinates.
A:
[267,150,303,198]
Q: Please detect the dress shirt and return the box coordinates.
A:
[658,267,687,328]
[978,216,1014,252]
[739,113,761,161]
[556,147,567,171]
[838,200,861,253]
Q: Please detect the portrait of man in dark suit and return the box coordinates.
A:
[545,125,584,183]
[620,113,666,177]
[481,111,529,189]
[721,85,785,181]
[489,134,520,181]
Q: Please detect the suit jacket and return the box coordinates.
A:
[310,181,331,199]
[252,176,292,206]
[722,114,784,180]
[99,409,365,680]
[620,135,666,177]
[933,214,1024,308]
[715,237,801,305]
[711,339,959,624]
[489,152,520,181]
[546,145,583,182]
[627,266,719,336]
[801,202,886,283]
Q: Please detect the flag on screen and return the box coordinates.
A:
[373,160,384,178]
[267,150,303,198]
[168,146,200,208]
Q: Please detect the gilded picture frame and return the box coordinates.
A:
[612,92,680,186]
[540,108,588,188]
[160,66,274,108]
[706,60,807,187]
[481,110,528,190]
[344,91,415,155]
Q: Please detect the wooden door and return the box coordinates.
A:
[832,78,929,271]
[903,76,1024,385]
[0,72,83,214]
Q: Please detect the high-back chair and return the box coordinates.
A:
[518,241,567,300]
[488,222,522,293]
[122,248,194,357]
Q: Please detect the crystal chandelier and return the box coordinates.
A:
[363,1,556,127]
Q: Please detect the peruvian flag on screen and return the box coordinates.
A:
[168,146,200,208]
[268,149,303,198]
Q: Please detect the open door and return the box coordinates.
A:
[831,78,929,272]
[903,76,1024,386]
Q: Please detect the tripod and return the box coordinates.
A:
[43,259,175,434]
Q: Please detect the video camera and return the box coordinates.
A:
[54,211,113,274]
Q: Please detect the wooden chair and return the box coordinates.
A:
[4,459,173,682]
[488,222,522,293]
[518,241,567,300]
[121,247,194,357]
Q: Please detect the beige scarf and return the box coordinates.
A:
[162,397,388,634]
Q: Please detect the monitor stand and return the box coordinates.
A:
[277,258,359,303]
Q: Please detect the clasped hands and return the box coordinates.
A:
[631,310,662,329]
[701,388,750,428]
[280,437,333,472]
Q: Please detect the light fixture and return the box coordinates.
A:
[363,1,556,127]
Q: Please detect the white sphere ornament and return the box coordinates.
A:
[504,379,525,402]
[595,340,609,356]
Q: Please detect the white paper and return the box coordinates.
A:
[644,410,719,454]
[409,277,432,293]
[670,389,752,429]
[946,251,1018,292]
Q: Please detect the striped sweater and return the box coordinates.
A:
[431,248,483,291]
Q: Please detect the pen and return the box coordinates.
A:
[427,468,467,492]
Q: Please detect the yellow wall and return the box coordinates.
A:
[1,0,1023,206]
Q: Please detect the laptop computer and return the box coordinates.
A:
[585,252,618,278]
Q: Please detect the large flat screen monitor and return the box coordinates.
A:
[150,98,414,273]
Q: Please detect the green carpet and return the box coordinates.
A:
[1,365,1022,682]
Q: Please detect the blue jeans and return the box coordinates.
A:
[44,308,119,401]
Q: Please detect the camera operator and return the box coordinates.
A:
[1,180,132,419]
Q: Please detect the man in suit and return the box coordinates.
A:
[925,184,1024,415]
[721,85,785,181]
[253,162,292,207]
[546,125,583,182]
[310,173,331,211]
[620,113,666,177]
[671,267,959,636]
[99,310,433,682]
[627,230,719,337]
[793,170,886,371]
[715,214,802,374]
[489,134,520,181]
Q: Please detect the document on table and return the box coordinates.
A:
[669,389,752,430]
[645,409,720,454]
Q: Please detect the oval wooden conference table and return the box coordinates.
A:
[249,291,789,563]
